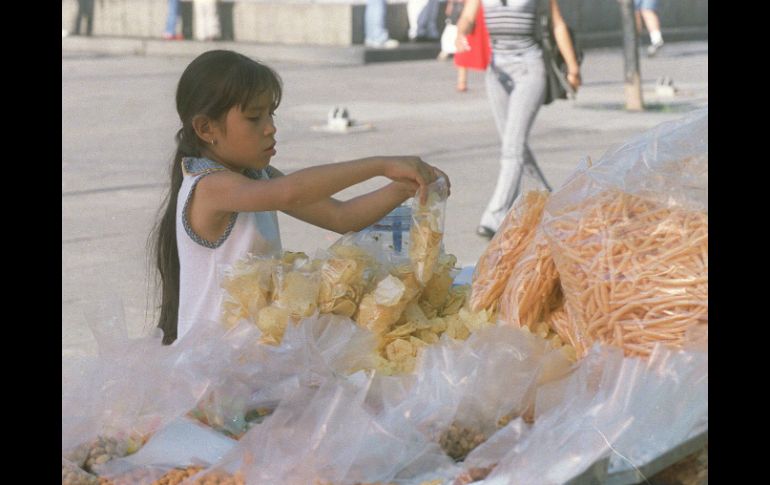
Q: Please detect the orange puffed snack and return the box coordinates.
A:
[543,189,708,358]
[470,190,549,312]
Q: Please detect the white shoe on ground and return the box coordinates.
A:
[365,38,400,49]
[647,40,664,57]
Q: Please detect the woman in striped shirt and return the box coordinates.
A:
[455,0,581,239]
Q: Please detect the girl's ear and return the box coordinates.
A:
[191,114,218,145]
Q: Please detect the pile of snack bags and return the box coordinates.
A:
[63,109,707,484]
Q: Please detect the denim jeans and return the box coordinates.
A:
[365,0,389,44]
[164,0,180,36]
[480,50,550,231]
[407,0,440,40]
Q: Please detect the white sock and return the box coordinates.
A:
[650,30,663,45]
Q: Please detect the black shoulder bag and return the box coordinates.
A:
[534,0,583,104]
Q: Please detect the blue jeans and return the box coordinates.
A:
[164,0,180,36]
[480,51,550,231]
[366,0,389,43]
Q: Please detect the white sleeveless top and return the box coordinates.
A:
[175,157,282,341]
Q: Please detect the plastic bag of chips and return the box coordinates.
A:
[410,176,450,285]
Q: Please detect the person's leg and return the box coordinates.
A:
[456,67,466,90]
[365,0,390,44]
[164,0,180,36]
[641,9,663,44]
[205,0,221,40]
[480,57,546,231]
[522,145,552,191]
[407,0,429,40]
[421,0,441,39]
[73,0,83,35]
[193,0,204,40]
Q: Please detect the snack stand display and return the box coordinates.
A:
[63,109,707,485]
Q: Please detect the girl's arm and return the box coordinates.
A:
[280,178,419,234]
[196,155,436,216]
[455,0,480,52]
[550,0,582,90]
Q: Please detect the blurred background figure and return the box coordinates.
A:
[366,0,400,48]
[635,0,664,56]
[193,0,221,41]
[456,0,581,239]
[72,0,94,36]
[407,0,441,41]
[162,0,183,40]
[438,0,462,60]
[450,0,490,92]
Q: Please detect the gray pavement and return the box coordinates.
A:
[62,40,708,357]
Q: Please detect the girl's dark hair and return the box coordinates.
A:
[149,50,282,344]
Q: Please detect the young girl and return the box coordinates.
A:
[151,50,449,345]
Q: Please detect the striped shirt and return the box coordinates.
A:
[483,0,540,54]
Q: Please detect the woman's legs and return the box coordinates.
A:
[456,67,468,91]
[480,56,546,232]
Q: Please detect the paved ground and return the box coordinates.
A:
[62,40,708,356]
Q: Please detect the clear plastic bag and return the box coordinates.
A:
[541,109,708,358]
[469,190,549,313]
[497,229,562,330]
[476,343,707,484]
[410,176,450,285]
[63,299,258,480]
[379,325,574,464]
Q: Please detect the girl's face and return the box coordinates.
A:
[209,93,277,172]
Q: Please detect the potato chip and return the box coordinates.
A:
[385,321,419,339]
[220,257,277,327]
[256,305,291,344]
[402,300,429,326]
[390,263,422,302]
[329,298,357,318]
[443,314,469,340]
[281,250,309,266]
[416,329,440,344]
[385,338,414,362]
[318,257,368,316]
[420,255,456,309]
[418,300,439,319]
[428,317,448,334]
[273,270,321,318]
[440,284,470,317]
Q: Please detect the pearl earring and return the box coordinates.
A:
[210,139,216,145]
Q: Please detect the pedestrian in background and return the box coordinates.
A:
[72,0,94,36]
[407,0,441,41]
[455,0,581,239]
[451,0,491,92]
[193,0,221,41]
[635,0,664,56]
[163,0,183,40]
[365,0,400,48]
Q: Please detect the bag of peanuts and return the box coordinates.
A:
[541,108,708,359]
[377,325,574,464]
[63,302,254,478]
[188,372,441,485]
[472,343,707,484]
